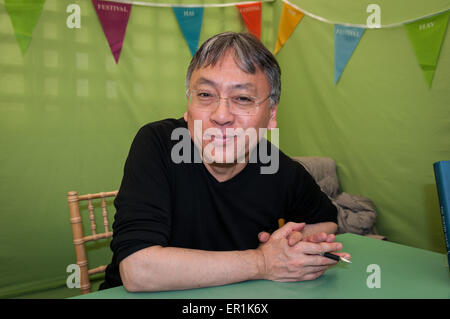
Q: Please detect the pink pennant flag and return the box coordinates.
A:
[236,2,261,39]
[92,0,131,63]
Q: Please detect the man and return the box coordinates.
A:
[100,32,350,292]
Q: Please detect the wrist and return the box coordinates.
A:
[250,248,267,280]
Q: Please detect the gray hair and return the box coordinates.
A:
[185,32,281,108]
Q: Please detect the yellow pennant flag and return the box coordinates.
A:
[275,2,304,54]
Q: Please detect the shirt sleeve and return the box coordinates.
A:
[111,124,173,265]
[285,162,338,225]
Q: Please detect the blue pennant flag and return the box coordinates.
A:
[334,25,365,84]
[173,7,204,56]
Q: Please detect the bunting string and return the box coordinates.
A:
[99,0,449,27]
[283,0,450,29]
[100,0,274,8]
[4,0,449,87]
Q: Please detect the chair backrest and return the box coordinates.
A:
[67,190,118,294]
[292,157,339,198]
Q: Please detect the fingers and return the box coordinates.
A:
[294,243,350,268]
[304,232,335,243]
[286,232,335,247]
[271,222,306,240]
[258,232,270,243]
[258,225,349,283]
[287,231,304,246]
[258,222,306,244]
[295,241,343,256]
[302,269,326,281]
[273,266,328,282]
[303,265,330,272]
[262,225,336,247]
[325,234,336,243]
[329,251,351,261]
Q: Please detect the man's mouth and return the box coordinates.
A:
[208,134,236,145]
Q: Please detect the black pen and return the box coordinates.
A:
[321,252,352,263]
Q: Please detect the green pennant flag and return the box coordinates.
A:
[404,11,449,87]
[5,0,46,55]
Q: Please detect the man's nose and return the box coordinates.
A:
[210,97,234,125]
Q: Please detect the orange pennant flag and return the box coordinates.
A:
[275,1,304,54]
[236,2,262,39]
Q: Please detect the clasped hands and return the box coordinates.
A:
[255,222,351,282]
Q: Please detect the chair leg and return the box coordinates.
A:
[68,191,91,294]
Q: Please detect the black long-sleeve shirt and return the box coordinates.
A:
[100,118,337,289]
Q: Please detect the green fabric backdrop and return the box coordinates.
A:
[0,0,448,298]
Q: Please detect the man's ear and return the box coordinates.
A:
[183,111,188,122]
[268,104,277,130]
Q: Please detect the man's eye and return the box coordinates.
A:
[233,96,254,104]
[197,92,213,98]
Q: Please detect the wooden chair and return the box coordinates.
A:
[67,190,118,294]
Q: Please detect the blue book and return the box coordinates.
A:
[433,161,450,269]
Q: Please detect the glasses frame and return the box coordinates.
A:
[186,89,271,116]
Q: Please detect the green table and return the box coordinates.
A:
[74,234,449,299]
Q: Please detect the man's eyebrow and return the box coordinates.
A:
[194,77,216,87]
[194,78,256,91]
[231,83,256,90]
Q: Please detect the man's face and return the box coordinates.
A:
[184,50,277,164]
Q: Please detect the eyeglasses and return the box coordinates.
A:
[186,89,271,116]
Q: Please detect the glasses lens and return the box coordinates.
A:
[189,90,215,111]
[229,104,258,115]
[229,95,257,115]
[188,90,260,115]
[195,92,215,104]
